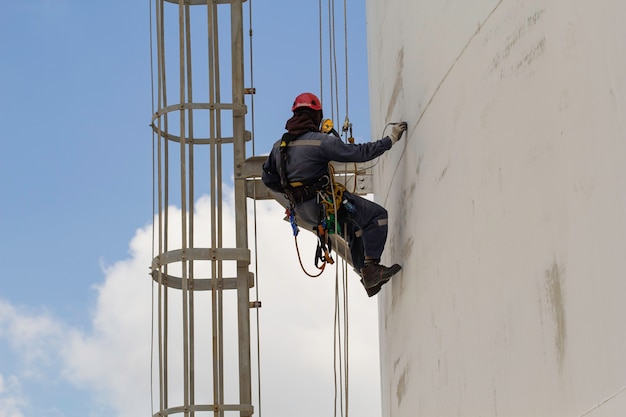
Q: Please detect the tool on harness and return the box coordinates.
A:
[286,207,299,237]
[316,163,356,231]
[342,116,355,144]
[317,200,336,264]
[342,198,357,214]
[317,189,342,235]
[315,216,334,268]
[321,119,341,138]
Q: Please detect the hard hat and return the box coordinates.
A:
[292,92,322,112]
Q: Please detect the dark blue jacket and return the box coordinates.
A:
[262,131,392,191]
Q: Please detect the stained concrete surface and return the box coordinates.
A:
[366,0,626,415]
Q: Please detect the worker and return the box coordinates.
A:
[262,92,407,297]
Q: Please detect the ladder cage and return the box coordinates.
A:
[150,1,253,416]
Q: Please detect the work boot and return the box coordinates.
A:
[360,277,390,297]
[360,262,401,289]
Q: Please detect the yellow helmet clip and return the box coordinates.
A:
[321,119,334,134]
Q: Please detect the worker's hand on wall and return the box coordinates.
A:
[390,122,407,144]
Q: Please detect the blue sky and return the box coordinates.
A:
[0,1,381,417]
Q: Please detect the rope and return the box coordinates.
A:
[334,249,349,417]
[149,1,155,415]
[318,0,324,103]
[343,0,349,120]
[329,167,347,417]
[579,386,626,417]
[245,0,265,416]
[333,265,343,417]
[318,1,352,415]
[329,0,338,124]
[294,235,327,278]
[149,0,175,411]
[329,160,354,417]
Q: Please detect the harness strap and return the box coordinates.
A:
[278,133,295,195]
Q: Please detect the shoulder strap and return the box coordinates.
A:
[278,133,296,191]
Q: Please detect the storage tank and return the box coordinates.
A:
[366,1,626,415]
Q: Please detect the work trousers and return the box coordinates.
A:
[295,190,388,271]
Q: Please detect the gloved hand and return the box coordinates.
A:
[389,122,407,144]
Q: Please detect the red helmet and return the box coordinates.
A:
[292,92,322,112]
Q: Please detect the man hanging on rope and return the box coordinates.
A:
[262,92,407,297]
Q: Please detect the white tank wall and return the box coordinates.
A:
[366,1,626,416]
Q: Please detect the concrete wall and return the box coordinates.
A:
[365,1,626,415]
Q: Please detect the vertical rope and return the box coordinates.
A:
[341,3,350,414]
[328,162,348,417]
[246,0,264,415]
[148,1,155,415]
[343,0,349,120]
[318,0,324,101]
[156,0,170,412]
[333,265,342,417]
[327,0,335,123]
[316,0,352,415]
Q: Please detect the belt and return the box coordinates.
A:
[286,176,330,204]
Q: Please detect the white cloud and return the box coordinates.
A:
[0,194,381,417]
[0,301,65,375]
[0,301,59,417]
[0,373,26,417]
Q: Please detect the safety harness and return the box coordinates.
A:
[278,132,352,277]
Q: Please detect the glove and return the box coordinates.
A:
[389,122,407,144]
